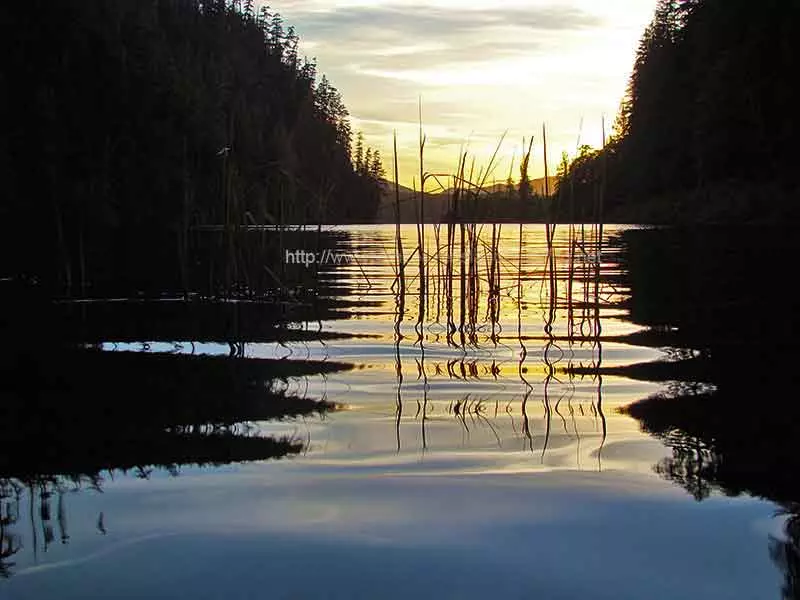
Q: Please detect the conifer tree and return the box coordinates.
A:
[363,148,372,176]
[354,132,364,173]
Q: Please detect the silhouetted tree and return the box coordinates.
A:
[354,131,365,173]
[556,0,800,222]
[0,0,384,297]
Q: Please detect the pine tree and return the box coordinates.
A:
[299,57,317,87]
[354,132,364,173]
[257,6,270,31]
[363,148,372,176]
[315,75,332,120]
[243,0,254,20]
[369,150,384,181]
[284,26,298,69]
[268,13,283,53]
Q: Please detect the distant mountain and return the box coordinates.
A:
[374,177,553,223]
[427,177,552,197]
[374,180,445,222]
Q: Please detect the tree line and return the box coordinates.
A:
[555,0,800,223]
[0,0,385,297]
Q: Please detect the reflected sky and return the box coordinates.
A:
[1,224,788,599]
[4,467,781,600]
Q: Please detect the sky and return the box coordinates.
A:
[266,0,658,187]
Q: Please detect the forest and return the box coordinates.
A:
[556,0,800,223]
[0,0,385,297]
[2,0,797,300]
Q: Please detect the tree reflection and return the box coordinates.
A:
[0,347,346,576]
[617,227,800,599]
[0,482,21,579]
[627,387,800,599]
[770,506,800,600]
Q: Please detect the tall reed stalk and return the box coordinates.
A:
[393,131,405,294]
[417,99,426,304]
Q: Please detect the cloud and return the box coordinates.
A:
[293,5,599,68]
[267,0,658,181]
[294,4,601,36]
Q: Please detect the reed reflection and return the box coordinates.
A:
[387,218,614,463]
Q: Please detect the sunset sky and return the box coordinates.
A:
[269,0,658,187]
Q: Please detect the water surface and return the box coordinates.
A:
[1,224,795,599]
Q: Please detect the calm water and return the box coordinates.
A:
[1,224,796,599]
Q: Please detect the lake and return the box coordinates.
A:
[1,224,798,599]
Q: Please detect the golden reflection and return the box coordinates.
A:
[364,222,634,468]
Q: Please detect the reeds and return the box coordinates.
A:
[386,120,612,462]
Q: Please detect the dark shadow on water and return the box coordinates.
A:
[0,348,349,480]
[0,346,351,576]
[0,225,370,577]
[0,227,377,349]
[614,227,800,599]
[625,385,800,600]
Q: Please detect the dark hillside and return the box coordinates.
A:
[0,0,383,297]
